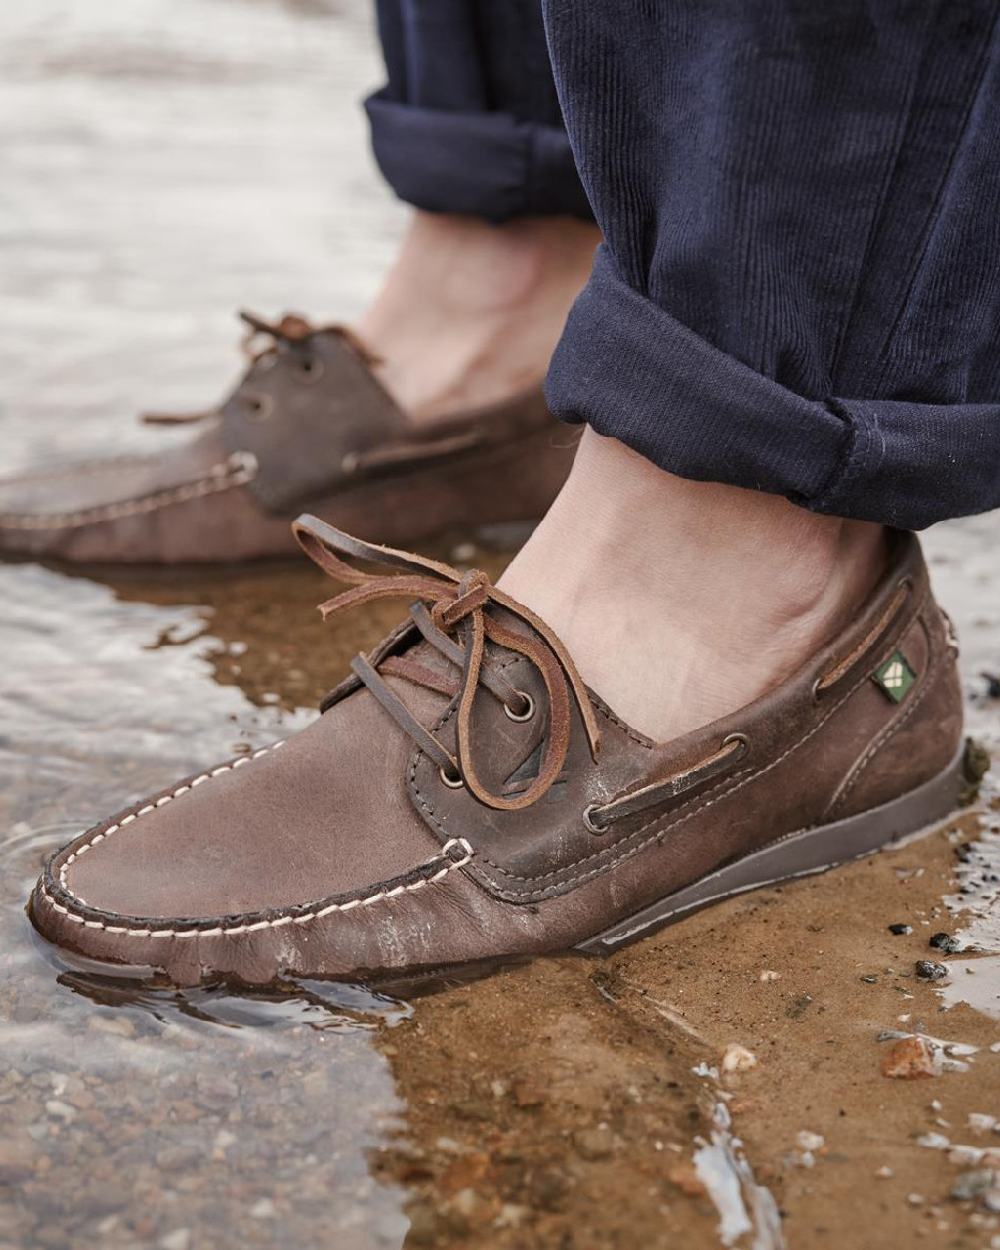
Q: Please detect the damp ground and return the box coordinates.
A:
[1,4,999,1248]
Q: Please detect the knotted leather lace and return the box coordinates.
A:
[293,514,602,812]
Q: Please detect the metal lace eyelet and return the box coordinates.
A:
[583,804,608,835]
[341,451,361,474]
[243,392,274,422]
[721,732,750,759]
[294,355,324,384]
[439,766,464,789]
[503,691,534,722]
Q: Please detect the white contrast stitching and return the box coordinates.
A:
[47,736,474,935]
[43,837,473,936]
[0,452,257,530]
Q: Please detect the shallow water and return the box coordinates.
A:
[2,3,999,1248]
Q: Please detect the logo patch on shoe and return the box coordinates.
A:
[873,650,917,703]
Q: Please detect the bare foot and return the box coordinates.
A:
[357,211,601,423]
[499,429,889,742]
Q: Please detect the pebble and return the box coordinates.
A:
[88,1016,136,1039]
[194,1072,238,1109]
[796,1131,825,1152]
[155,1145,201,1172]
[759,970,781,982]
[721,1043,758,1073]
[969,1114,998,1134]
[915,960,949,981]
[889,923,913,935]
[950,1170,998,1201]
[44,1101,74,1122]
[250,1198,276,1219]
[875,1166,894,1179]
[668,1163,706,1197]
[574,1127,614,1161]
[158,1230,191,1250]
[929,932,962,953]
[881,1036,938,1079]
[0,1140,36,1184]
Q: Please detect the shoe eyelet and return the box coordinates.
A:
[583,804,608,836]
[294,355,324,384]
[439,766,464,789]
[503,691,534,722]
[342,451,361,474]
[243,392,275,422]
[721,732,750,759]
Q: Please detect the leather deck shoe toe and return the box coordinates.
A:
[31,518,966,985]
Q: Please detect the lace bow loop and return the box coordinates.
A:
[292,513,601,811]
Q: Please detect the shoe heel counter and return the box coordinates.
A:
[824,597,964,822]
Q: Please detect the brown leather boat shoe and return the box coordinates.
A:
[31,517,968,987]
[0,312,575,563]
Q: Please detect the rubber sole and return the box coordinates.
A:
[575,743,968,956]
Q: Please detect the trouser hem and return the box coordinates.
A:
[546,249,1000,529]
[364,92,592,222]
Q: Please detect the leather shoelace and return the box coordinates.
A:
[293,514,602,812]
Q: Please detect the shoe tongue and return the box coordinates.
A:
[219,325,410,514]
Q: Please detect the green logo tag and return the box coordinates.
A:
[873,650,916,703]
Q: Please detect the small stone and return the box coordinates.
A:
[158,1231,191,1250]
[907,1193,925,1206]
[449,1188,478,1218]
[917,1133,950,1150]
[88,1015,136,1039]
[249,1198,275,1219]
[889,923,913,935]
[574,1127,614,1161]
[512,1079,545,1108]
[949,1146,985,1166]
[495,1203,529,1229]
[796,1131,825,1152]
[44,1101,74,1122]
[929,933,962,953]
[721,1043,758,1073]
[155,1145,201,1172]
[983,1189,1000,1213]
[0,1139,36,1184]
[915,960,949,981]
[881,1036,939,1079]
[759,970,780,982]
[405,1202,444,1245]
[194,1072,238,1109]
[669,1163,706,1197]
[861,974,879,984]
[876,1166,894,1179]
[950,1169,997,1201]
[969,1114,998,1134]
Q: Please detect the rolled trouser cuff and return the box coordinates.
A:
[546,248,1000,530]
[364,91,592,222]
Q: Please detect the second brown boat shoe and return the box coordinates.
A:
[0,312,576,563]
[31,517,967,986]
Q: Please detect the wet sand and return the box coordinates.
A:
[1,4,999,1248]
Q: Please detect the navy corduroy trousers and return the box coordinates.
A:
[367,1,1000,531]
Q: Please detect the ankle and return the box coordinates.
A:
[357,211,601,421]
[500,430,889,740]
